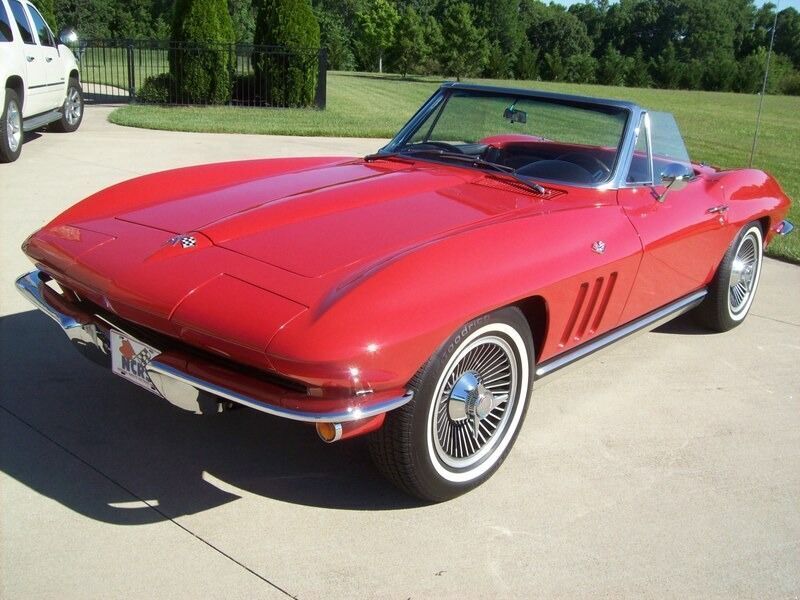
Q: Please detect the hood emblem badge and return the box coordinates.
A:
[167,234,197,249]
[592,240,606,254]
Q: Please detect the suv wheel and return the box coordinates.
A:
[52,78,83,133]
[1,88,23,163]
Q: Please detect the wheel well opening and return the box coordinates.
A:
[515,295,548,362]
[757,216,770,240]
[6,76,24,108]
[69,69,79,83]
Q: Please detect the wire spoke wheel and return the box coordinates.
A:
[431,335,518,470]
[727,229,761,316]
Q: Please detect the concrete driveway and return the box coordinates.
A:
[1,107,799,599]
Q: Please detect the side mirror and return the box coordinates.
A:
[657,162,691,202]
[57,27,78,46]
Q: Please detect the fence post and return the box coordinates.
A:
[315,48,327,110]
[127,43,136,101]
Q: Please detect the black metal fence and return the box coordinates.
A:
[76,40,327,109]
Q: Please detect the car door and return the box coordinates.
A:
[25,2,63,109]
[617,112,732,322]
[7,0,48,115]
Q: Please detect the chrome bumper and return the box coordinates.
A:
[15,270,412,421]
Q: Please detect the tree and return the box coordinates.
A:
[353,0,399,72]
[527,4,593,62]
[651,42,681,89]
[597,44,629,87]
[32,0,56,28]
[315,7,355,71]
[171,0,236,104]
[229,0,255,43]
[418,14,444,76]
[475,0,524,66]
[439,1,488,81]
[254,0,320,106]
[564,53,597,83]
[484,40,512,78]
[625,47,651,88]
[514,37,539,80]
[388,5,427,78]
[775,8,800,68]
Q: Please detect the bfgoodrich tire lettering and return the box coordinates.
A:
[369,307,534,502]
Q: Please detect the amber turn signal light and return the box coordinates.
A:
[316,422,342,443]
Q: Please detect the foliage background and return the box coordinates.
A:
[45,0,800,95]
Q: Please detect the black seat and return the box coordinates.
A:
[516,159,594,184]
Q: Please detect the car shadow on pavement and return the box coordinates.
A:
[652,311,717,335]
[0,311,424,525]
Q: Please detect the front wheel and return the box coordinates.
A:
[51,78,83,133]
[369,307,534,502]
[696,222,764,332]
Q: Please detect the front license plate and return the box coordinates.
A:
[110,329,162,397]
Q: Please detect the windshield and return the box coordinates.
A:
[385,89,630,187]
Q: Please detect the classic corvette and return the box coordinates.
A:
[17,83,794,501]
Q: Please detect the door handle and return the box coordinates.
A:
[45,57,53,62]
[707,205,729,214]
[26,56,35,62]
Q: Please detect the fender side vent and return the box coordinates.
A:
[560,272,618,347]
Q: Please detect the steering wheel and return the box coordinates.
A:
[418,141,465,154]
[557,152,611,182]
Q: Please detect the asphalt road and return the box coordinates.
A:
[1,107,799,599]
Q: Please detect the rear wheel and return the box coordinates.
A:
[1,89,23,163]
[51,78,83,133]
[369,307,533,502]
[696,222,764,332]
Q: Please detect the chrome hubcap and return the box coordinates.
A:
[729,234,759,314]
[433,336,516,468]
[7,100,21,152]
[65,87,81,125]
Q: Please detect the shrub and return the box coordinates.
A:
[781,72,800,95]
[137,73,174,104]
[253,0,320,107]
[170,0,236,104]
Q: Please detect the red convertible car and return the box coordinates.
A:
[17,83,793,501]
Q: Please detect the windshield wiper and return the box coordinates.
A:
[395,148,546,195]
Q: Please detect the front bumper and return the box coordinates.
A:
[15,270,412,422]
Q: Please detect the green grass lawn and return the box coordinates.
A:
[109,72,799,263]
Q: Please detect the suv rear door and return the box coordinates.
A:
[24,2,62,109]
[7,0,48,115]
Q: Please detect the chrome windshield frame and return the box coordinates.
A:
[380,82,649,191]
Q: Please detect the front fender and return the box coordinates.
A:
[266,205,642,392]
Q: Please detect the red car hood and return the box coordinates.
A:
[108,159,542,278]
[24,157,552,367]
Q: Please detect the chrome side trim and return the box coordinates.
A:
[535,289,707,380]
[778,220,794,235]
[146,361,414,423]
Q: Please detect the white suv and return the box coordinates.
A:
[0,0,83,162]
